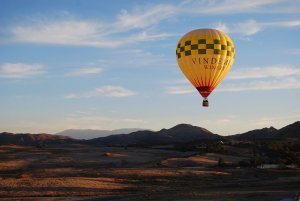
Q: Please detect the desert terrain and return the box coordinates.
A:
[0,144,299,201]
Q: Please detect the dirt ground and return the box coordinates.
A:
[0,144,299,201]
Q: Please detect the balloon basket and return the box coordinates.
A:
[202,99,209,107]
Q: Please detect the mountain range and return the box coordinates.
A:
[86,124,222,146]
[0,121,299,146]
[0,132,75,146]
[56,128,143,139]
[227,121,300,140]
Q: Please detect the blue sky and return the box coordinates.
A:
[0,0,299,135]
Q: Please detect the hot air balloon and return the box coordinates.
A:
[176,29,235,107]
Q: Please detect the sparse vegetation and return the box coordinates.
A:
[0,143,299,201]
[218,157,225,167]
[171,138,300,169]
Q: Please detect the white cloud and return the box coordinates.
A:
[214,19,261,36]
[113,49,169,68]
[215,115,238,125]
[8,19,172,48]
[262,19,300,27]
[115,4,176,30]
[166,65,300,94]
[0,63,45,78]
[65,85,136,99]
[218,77,300,91]
[214,19,300,36]
[185,0,288,14]
[9,20,117,48]
[208,65,300,92]
[11,20,101,45]
[227,65,300,79]
[5,0,296,47]
[236,20,261,36]
[66,67,103,76]
[166,86,194,94]
[6,4,176,48]
[214,22,230,34]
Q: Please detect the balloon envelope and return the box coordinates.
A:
[176,29,235,103]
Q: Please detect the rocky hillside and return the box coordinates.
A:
[86,124,222,146]
[228,121,300,140]
[0,132,77,146]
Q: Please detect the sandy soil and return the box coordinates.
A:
[0,144,299,201]
[160,152,249,167]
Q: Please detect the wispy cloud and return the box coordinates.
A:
[112,49,169,68]
[0,63,45,78]
[4,0,297,47]
[186,0,288,14]
[167,65,300,94]
[218,77,300,91]
[5,4,175,48]
[166,86,194,94]
[8,19,172,48]
[66,67,103,76]
[115,4,176,31]
[262,19,300,27]
[213,22,230,34]
[65,85,136,99]
[10,20,102,45]
[219,65,300,91]
[9,20,116,47]
[227,65,300,79]
[214,19,300,36]
[215,19,261,36]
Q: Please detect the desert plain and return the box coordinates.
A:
[0,144,299,201]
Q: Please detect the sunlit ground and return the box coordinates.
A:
[0,144,299,201]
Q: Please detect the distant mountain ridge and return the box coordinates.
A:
[0,132,77,146]
[86,124,222,146]
[228,121,300,140]
[228,127,278,140]
[276,121,300,139]
[0,121,299,146]
[56,128,143,139]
